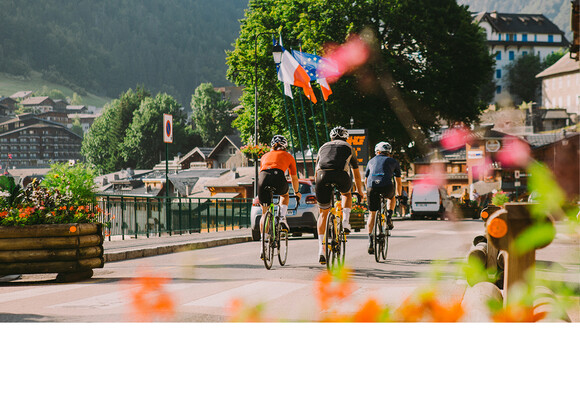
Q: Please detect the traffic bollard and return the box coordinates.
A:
[486,203,555,305]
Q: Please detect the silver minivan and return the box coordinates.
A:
[410,183,453,219]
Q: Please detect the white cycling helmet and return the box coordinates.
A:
[271,134,288,150]
[330,126,349,141]
[375,142,392,154]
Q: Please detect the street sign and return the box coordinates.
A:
[346,128,369,166]
[163,114,173,143]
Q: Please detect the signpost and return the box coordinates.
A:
[346,128,369,166]
[163,114,173,235]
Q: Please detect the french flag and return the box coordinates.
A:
[277,49,317,103]
[291,50,334,101]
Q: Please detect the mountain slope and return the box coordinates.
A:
[0,0,248,104]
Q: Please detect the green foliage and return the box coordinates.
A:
[505,53,546,104]
[491,191,509,206]
[527,162,566,218]
[190,83,235,146]
[124,93,193,169]
[0,175,21,207]
[0,0,248,104]
[81,87,151,173]
[41,162,98,206]
[227,0,494,157]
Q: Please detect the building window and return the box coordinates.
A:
[496,85,502,94]
[513,34,517,41]
[509,51,515,60]
[522,51,528,56]
[522,34,528,42]
[506,34,510,41]
[548,35,554,43]
[496,69,502,79]
[498,33,502,41]
[496,51,501,60]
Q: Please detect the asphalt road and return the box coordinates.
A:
[1,219,577,322]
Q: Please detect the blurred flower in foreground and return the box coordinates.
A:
[227,298,265,322]
[415,163,446,187]
[315,265,355,311]
[440,124,473,150]
[321,34,371,83]
[496,136,531,168]
[394,289,464,322]
[128,274,175,321]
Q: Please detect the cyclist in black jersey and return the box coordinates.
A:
[365,141,402,254]
[315,126,365,264]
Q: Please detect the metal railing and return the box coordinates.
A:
[96,195,253,240]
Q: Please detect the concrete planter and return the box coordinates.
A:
[0,223,104,282]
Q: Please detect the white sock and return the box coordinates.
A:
[343,208,351,224]
[318,236,324,255]
[280,204,288,218]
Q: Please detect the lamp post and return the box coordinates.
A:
[252,32,283,197]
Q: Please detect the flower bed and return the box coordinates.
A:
[0,163,104,282]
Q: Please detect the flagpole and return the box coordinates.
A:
[279,85,297,162]
[297,92,316,176]
[319,85,330,142]
[308,97,321,151]
[290,88,308,178]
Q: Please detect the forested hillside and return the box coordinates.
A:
[458,0,573,40]
[0,0,247,104]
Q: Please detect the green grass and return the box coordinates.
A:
[0,71,111,108]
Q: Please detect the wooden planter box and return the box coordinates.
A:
[0,223,104,282]
[349,213,366,232]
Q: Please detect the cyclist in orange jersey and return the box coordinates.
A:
[258,135,301,233]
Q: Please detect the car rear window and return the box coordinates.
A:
[288,182,312,195]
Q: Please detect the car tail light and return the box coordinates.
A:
[252,197,261,206]
[305,195,317,204]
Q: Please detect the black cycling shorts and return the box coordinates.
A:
[315,169,352,209]
[367,184,395,212]
[258,169,288,205]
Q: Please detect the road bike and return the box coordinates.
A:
[324,187,361,270]
[261,187,299,270]
[372,194,391,262]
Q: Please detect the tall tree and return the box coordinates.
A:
[190,83,235,146]
[505,53,546,104]
[81,87,150,173]
[226,0,494,161]
[123,93,192,169]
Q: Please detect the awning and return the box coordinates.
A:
[472,180,501,195]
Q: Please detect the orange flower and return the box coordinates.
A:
[395,296,426,322]
[314,267,355,310]
[128,275,175,321]
[491,305,546,322]
[352,298,385,322]
[227,298,265,322]
[427,299,465,322]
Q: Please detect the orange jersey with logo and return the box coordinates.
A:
[260,150,297,175]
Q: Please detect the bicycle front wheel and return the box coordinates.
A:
[324,212,337,270]
[278,226,288,266]
[262,211,274,269]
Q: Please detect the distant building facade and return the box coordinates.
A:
[536,53,580,120]
[474,11,569,105]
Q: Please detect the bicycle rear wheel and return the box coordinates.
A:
[374,209,383,263]
[262,211,274,269]
[277,225,288,266]
[324,212,337,269]
[337,218,346,266]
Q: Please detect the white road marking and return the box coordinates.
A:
[185,281,307,308]
[48,283,195,309]
[0,284,87,304]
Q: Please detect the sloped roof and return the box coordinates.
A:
[525,133,565,148]
[536,54,580,78]
[208,134,244,159]
[20,96,55,106]
[10,91,32,99]
[475,12,566,36]
[179,146,214,163]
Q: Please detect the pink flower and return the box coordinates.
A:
[321,34,371,83]
[440,125,473,150]
[497,136,531,168]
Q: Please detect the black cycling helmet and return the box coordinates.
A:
[330,126,349,141]
[374,142,392,154]
[271,135,288,150]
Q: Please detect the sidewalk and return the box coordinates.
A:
[103,228,253,262]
